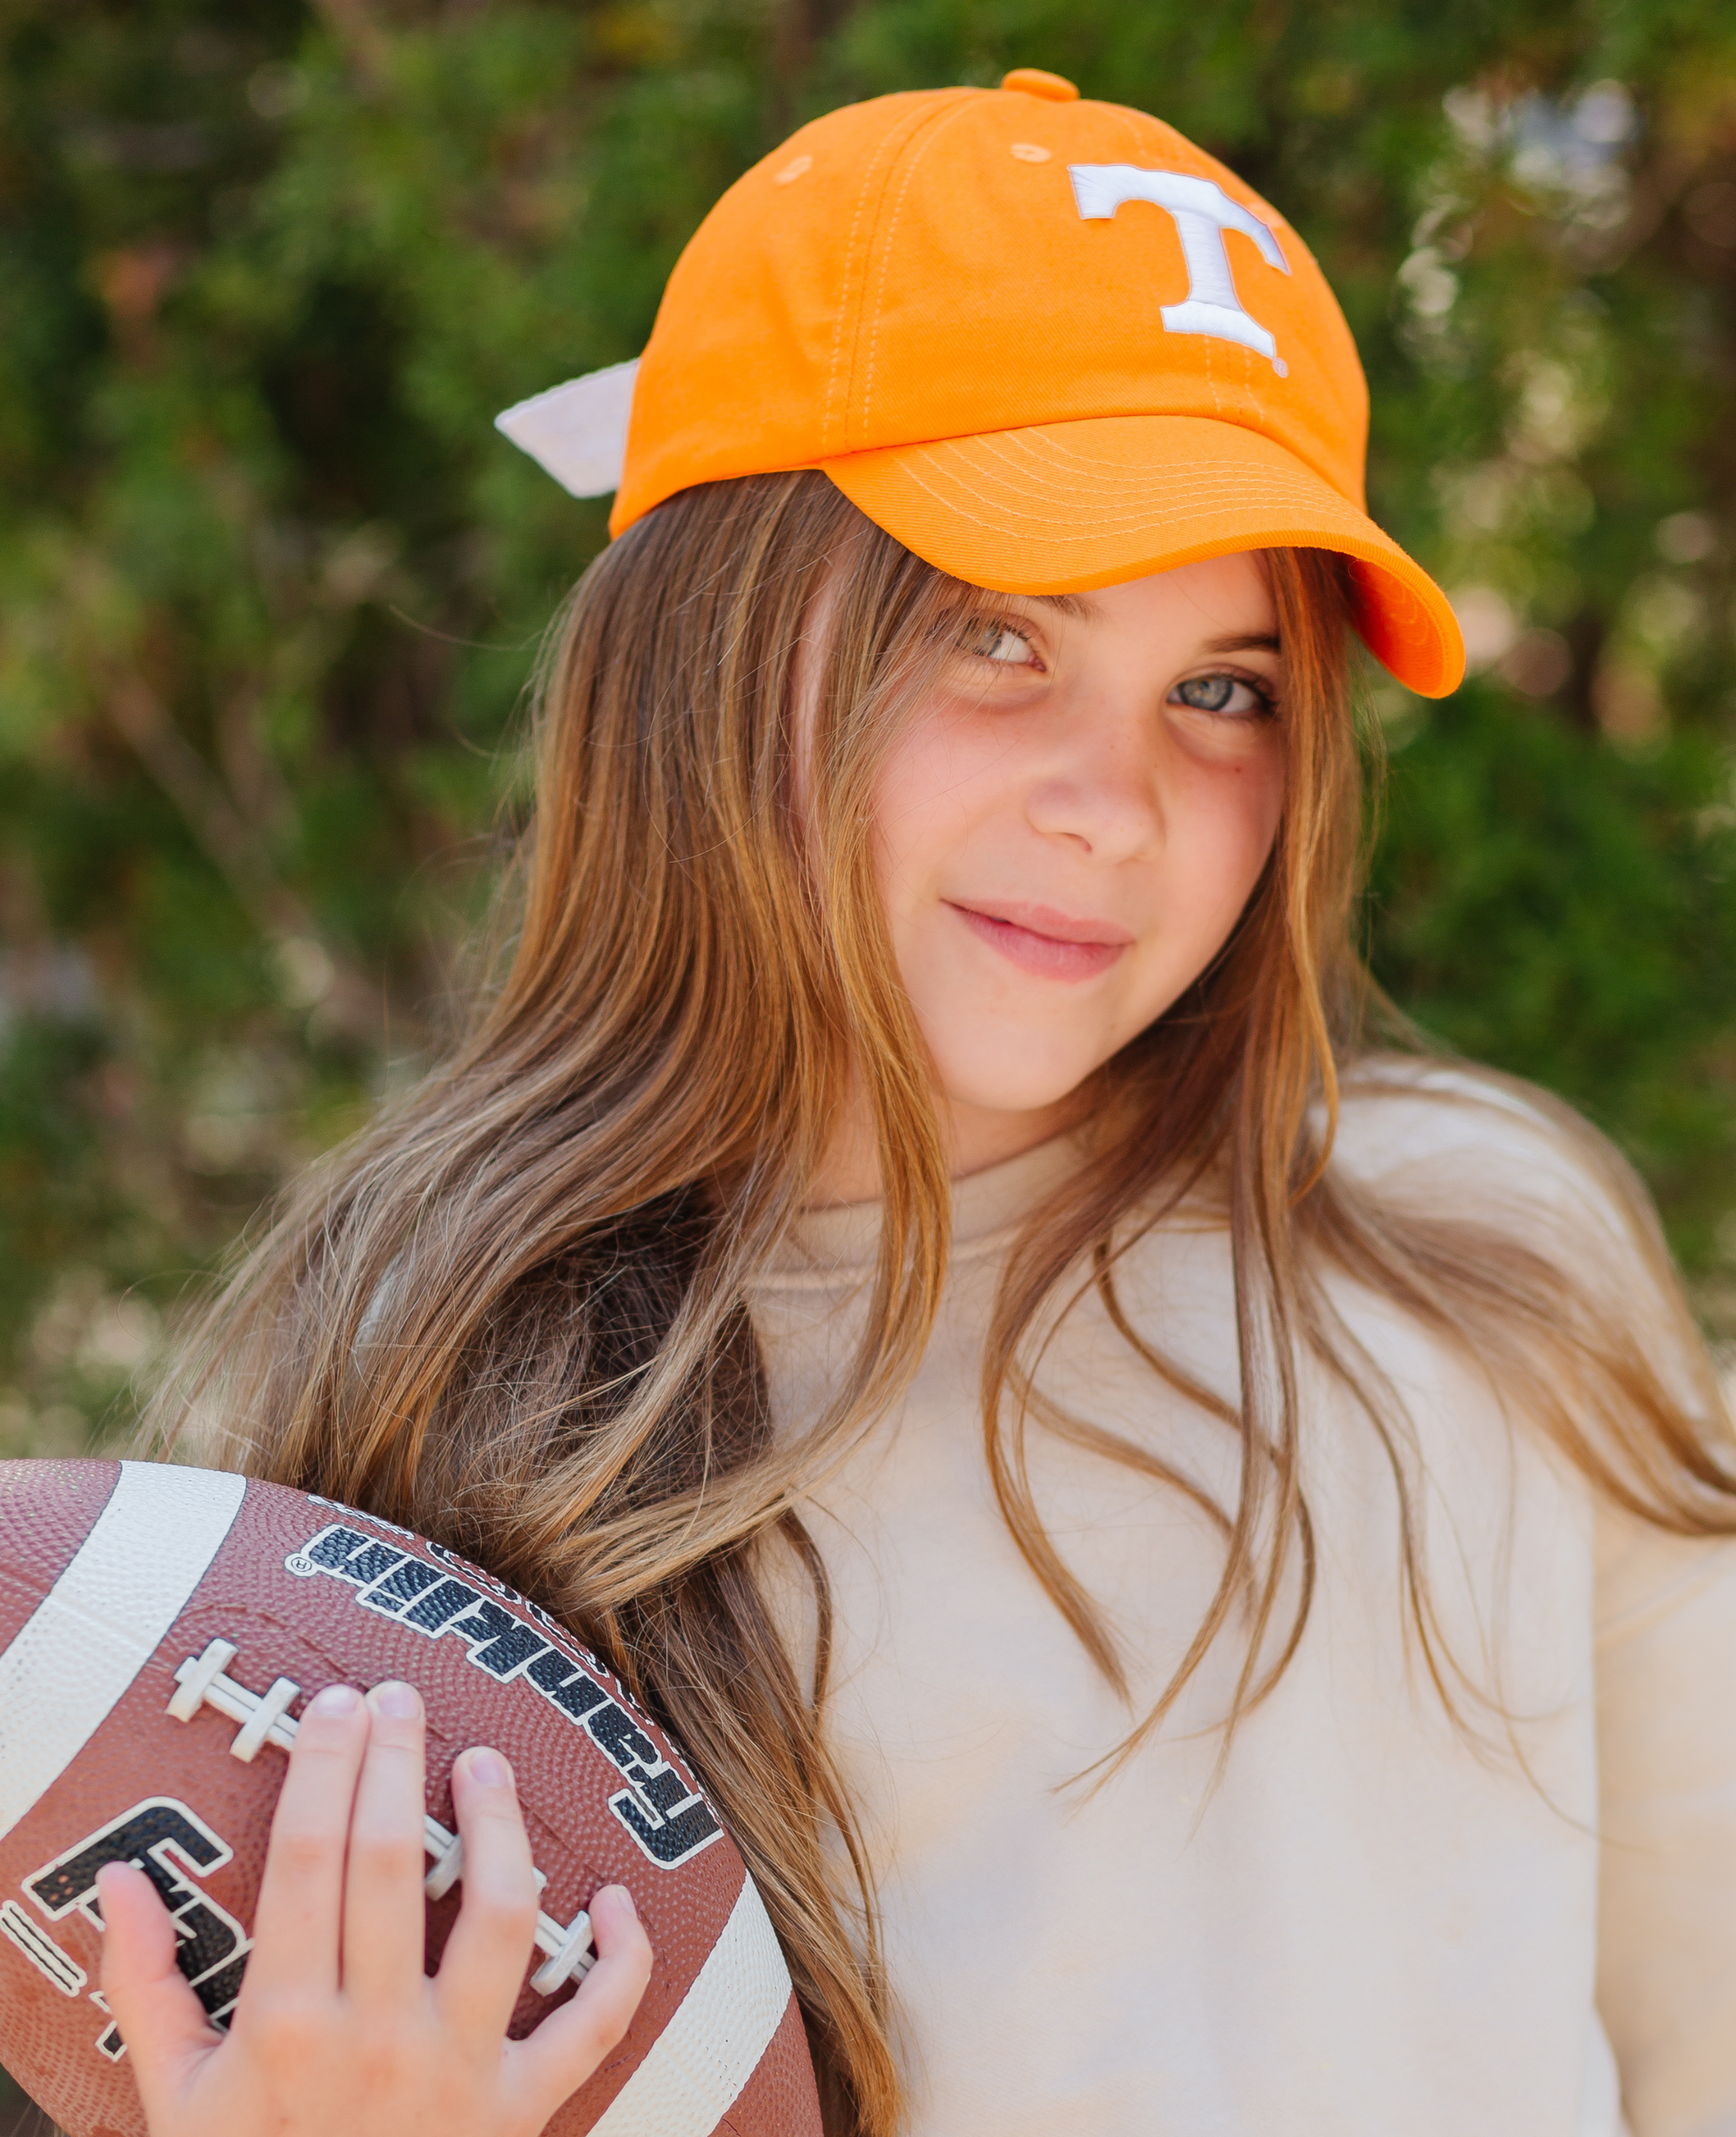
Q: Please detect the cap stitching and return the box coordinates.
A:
[857,95,985,449]
[1125,108,1296,424]
[937,425,1341,501]
[892,441,1335,521]
[944,435,1312,492]
[977,423,1332,493]
[870,447,1446,666]
[920,435,1335,501]
[824,95,961,457]
[896,465,1370,538]
[1240,331,1266,429]
[1168,116,1228,421]
[871,435,1440,575]
[824,118,910,457]
[1114,105,1181,368]
[856,449,1445,674]
[981,418,1285,463]
[931,365,1353,501]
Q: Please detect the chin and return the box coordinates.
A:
[929,1043,1102,1122]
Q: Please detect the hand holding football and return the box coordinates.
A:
[0,1460,823,2137]
[96,1679,653,2137]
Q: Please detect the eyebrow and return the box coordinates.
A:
[1025,598,1284,658]
[1022,591,1103,621]
[1204,631,1282,656]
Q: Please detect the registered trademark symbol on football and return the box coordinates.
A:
[282,1553,319,1578]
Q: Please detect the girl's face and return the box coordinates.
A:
[873,551,1287,1140]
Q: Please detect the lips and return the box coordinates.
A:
[946,899,1133,982]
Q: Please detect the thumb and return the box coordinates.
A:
[98,1862,222,2106]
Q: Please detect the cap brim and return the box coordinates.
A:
[822,414,1464,699]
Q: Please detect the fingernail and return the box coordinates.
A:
[310,1683,360,1717]
[467,1749,509,1787]
[608,1884,637,1921]
[372,1681,420,1720]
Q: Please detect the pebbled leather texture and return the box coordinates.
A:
[0,1464,246,1842]
[0,1460,823,2137]
[723,1992,827,2136]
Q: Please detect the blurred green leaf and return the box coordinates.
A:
[0,0,1732,1447]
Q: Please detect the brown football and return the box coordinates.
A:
[0,1458,822,2137]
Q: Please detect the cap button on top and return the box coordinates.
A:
[1000,68,1079,101]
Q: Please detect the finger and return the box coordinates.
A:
[98,1861,220,2113]
[431,1747,541,2042]
[240,1681,369,2006]
[340,1680,430,2007]
[508,1885,653,2115]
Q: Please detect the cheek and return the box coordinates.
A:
[1169,741,1285,920]
[867,703,1000,915]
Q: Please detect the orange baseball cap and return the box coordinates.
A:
[498,70,1465,696]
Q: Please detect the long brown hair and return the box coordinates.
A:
[153,471,1736,2135]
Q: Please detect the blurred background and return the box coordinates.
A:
[3,3,1736,1429]
[0,0,1732,2125]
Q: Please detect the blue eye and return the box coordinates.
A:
[1170,673,1272,717]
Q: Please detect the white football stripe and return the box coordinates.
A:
[0,1462,248,1843]
[1,1898,87,1993]
[590,1875,794,2137]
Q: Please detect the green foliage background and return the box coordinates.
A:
[1,0,1735,1479]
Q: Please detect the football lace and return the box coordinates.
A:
[166,1637,597,1994]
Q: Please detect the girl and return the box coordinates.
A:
[103,70,1736,2137]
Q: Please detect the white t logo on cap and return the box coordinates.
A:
[1069,165,1291,375]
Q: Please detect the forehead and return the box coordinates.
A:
[1002,558,1282,650]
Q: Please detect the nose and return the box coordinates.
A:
[1023,692,1164,863]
